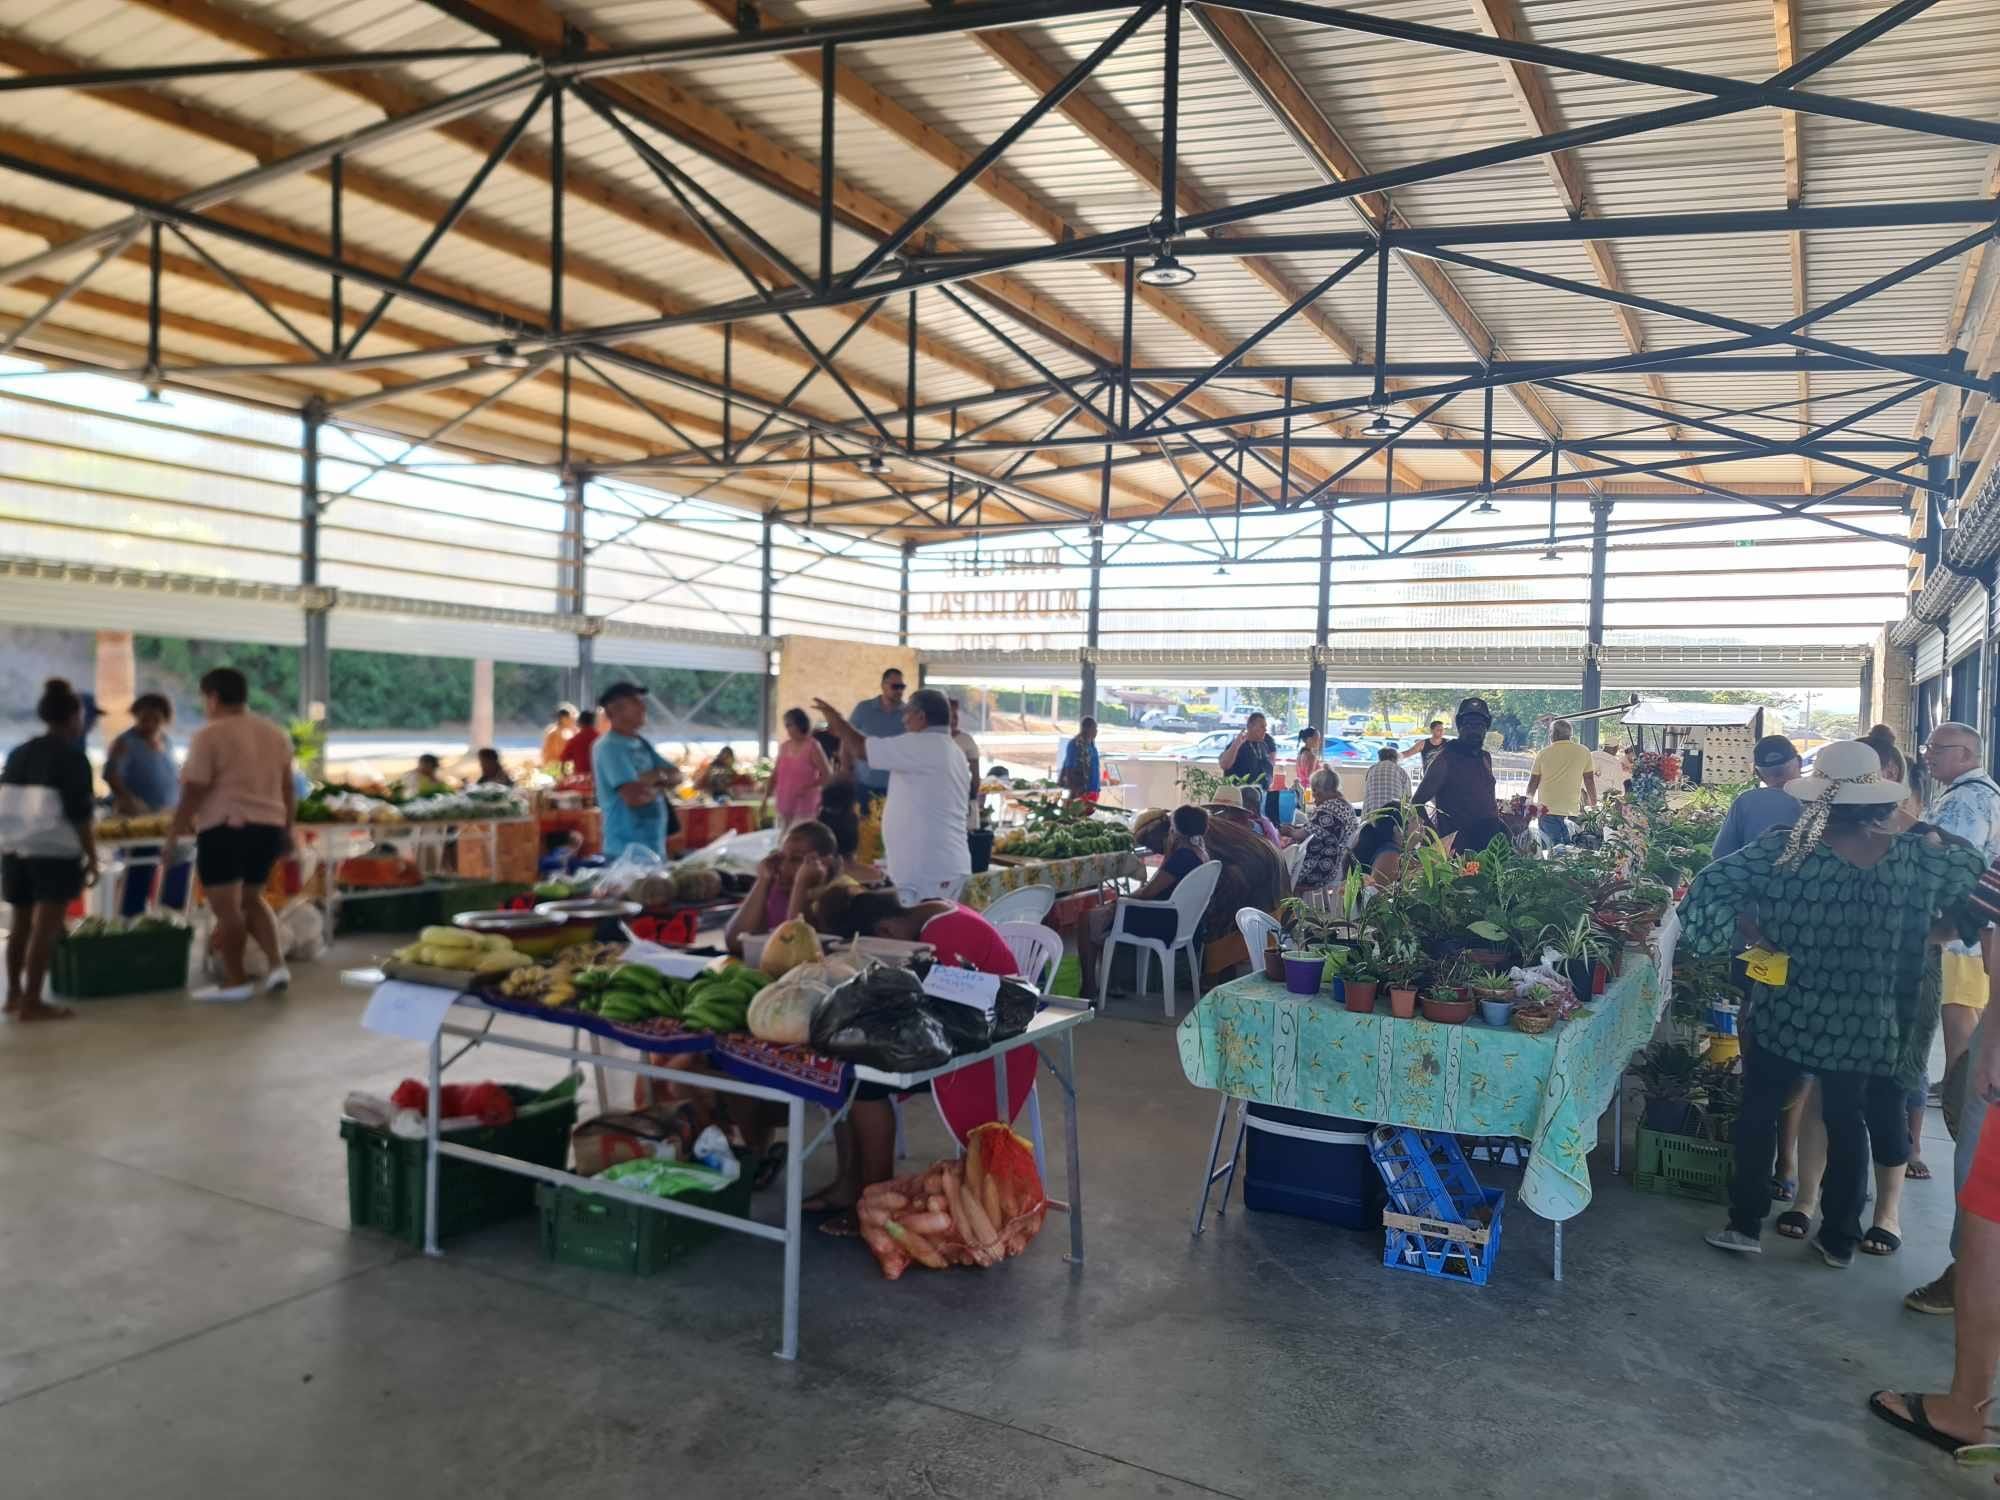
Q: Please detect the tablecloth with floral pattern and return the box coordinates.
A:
[960,851,1144,911]
[1175,932,1670,1220]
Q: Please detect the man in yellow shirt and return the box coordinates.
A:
[1526,719,1597,846]
[539,702,577,767]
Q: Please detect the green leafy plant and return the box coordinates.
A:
[1540,912,1613,966]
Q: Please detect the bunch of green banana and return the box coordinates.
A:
[678,965,769,1034]
[577,963,686,1026]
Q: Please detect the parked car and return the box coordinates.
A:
[1141,712,1200,732]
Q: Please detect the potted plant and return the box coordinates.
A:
[1379,938,1425,1019]
[1318,944,1353,1004]
[1340,948,1384,1015]
[1541,913,1613,1001]
[1634,1040,1707,1135]
[1261,929,1287,983]
[1420,985,1475,1024]
[1280,947,1326,996]
[1466,966,1515,1027]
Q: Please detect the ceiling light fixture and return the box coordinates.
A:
[1540,545,1561,561]
[1137,250,1195,288]
[135,367,169,406]
[1473,497,1498,515]
[481,342,533,369]
[860,451,890,477]
[1361,410,1395,438]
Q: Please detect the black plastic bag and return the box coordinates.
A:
[992,975,1039,1042]
[810,963,953,1073]
[924,990,993,1056]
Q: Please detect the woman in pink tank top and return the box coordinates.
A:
[768,707,833,830]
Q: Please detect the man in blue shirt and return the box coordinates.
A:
[590,682,680,859]
[1709,734,1802,861]
[847,666,908,813]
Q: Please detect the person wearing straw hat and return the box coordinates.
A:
[1679,738,1990,1267]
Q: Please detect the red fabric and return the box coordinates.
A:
[1963,1103,2000,1224]
[920,905,1016,976]
[387,1080,516,1125]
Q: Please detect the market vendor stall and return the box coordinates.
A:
[343,930,1090,1360]
[960,850,1144,912]
[1178,924,1673,1277]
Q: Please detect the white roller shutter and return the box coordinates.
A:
[597,624,770,676]
[0,560,304,644]
[1949,588,1988,663]
[1914,626,1946,682]
[328,595,578,667]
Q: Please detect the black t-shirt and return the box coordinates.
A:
[1226,735,1275,789]
[1,732,94,825]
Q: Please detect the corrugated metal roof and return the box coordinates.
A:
[0,0,1983,554]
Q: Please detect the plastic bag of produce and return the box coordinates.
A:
[747,956,857,1044]
[991,975,1040,1042]
[810,963,952,1073]
[594,843,666,901]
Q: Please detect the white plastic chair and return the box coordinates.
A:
[997,920,1064,990]
[1235,907,1281,966]
[981,882,1057,926]
[1282,834,1313,882]
[1097,857,1224,1018]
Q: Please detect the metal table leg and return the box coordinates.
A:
[779,1095,804,1361]
[1217,1100,1248,1217]
[1192,1095,1248,1235]
[423,1029,442,1257]
[1062,1029,1084,1265]
[1552,1219,1563,1282]
[1613,1085,1623,1175]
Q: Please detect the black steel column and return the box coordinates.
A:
[1084,447,1111,722]
[299,405,330,741]
[759,514,775,757]
[561,467,590,707]
[1581,498,1612,747]
[1308,506,1332,730]
[898,540,912,647]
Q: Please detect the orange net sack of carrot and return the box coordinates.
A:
[855,1124,1048,1280]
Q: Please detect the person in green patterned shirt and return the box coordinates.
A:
[1679,739,1988,1267]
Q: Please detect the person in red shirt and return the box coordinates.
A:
[559,709,599,778]
[805,883,1018,1232]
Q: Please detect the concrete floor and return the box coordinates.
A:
[0,937,1983,1499]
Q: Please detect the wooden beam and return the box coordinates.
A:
[1458,0,1705,481]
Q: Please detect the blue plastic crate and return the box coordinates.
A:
[1381,1186,1505,1286]
[1368,1126,1505,1286]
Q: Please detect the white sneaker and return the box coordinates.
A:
[1705,1227,1762,1255]
[263,966,292,993]
[191,982,255,1004]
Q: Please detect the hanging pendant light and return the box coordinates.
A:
[1138,249,1196,288]
[481,341,533,369]
[1361,409,1394,438]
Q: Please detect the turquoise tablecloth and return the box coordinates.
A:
[1175,939,1669,1221]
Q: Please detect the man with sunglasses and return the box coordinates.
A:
[848,667,908,816]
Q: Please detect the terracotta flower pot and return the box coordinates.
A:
[1421,994,1476,1025]
[1262,944,1287,982]
[1388,986,1418,1019]
[1343,980,1378,1015]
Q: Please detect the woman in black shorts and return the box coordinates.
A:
[3,678,98,1021]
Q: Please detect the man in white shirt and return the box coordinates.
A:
[814,688,970,901]
[1593,739,1629,795]
[949,697,982,833]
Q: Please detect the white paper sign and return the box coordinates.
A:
[921,965,1000,1015]
[361,980,461,1042]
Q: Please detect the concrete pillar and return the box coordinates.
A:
[470,658,494,750]
[94,630,135,750]
[1580,500,1612,749]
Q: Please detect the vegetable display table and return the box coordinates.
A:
[346,975,1091,1360]
[959,850,1143,912]
[1176,920,1674,1279]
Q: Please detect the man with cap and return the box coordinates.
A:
[591,683,681,859]
[1710,734,1802,862]
[1411,697,1508,852]
[814,686,970,902]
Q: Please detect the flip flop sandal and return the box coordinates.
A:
[1906,1161,1934,1180]
[1868,1392,1975,1455]
[1771,1175,1797,1202]
[817,1211,861,1238]
[1774,1210,1811,1239]
[1861,1227,1902,1256]
[751,1142,788,1192]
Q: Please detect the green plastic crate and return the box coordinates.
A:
[437,880,533,921]
[1632,1125,1733,1204]
[51,926,193,998]
[537,1157,753,1276]
[341,1079,580,1246]
[335,885,445,935]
